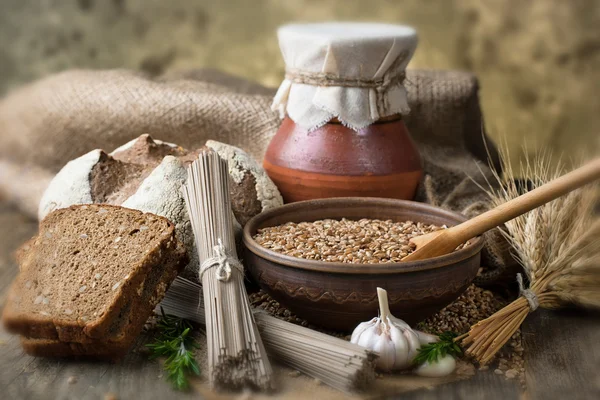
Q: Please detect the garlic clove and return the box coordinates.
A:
[415,354,456,377]
[415,330,439,345]
[357,323,380,350]
[389,314,411,329]
[404,328,422,361]
[351,318,377,344]
[389,323,410,368]
[372,332,396,371]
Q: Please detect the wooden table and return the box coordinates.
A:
[0,200,598,400]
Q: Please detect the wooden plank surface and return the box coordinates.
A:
[522,308,600,400]
[0,200,597,400]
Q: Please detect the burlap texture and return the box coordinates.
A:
[0,68,511,284]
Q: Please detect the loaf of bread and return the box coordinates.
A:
[3,204,188,358]
[37,134,283,280]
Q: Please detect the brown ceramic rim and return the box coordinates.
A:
[243,197,484,275]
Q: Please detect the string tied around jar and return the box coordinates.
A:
[284,51,409,117]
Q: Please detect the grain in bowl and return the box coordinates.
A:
[252,218,452,264]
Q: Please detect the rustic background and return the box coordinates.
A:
[0,0,598,166]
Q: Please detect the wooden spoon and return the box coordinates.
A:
[403,158,600,262]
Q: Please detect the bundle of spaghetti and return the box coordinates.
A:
[160,276,377,394]
[253,311,377,393]
[181,149,273,390]
[458,151,600,364]
[159,277,206,322]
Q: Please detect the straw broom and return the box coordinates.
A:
[458,150,599,365]
[181,149,273,390]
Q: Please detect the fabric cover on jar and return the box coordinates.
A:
[272,22,418,131]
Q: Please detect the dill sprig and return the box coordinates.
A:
[147,308,201,390]
[413,332,462,365]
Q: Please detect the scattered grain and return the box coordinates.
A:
[496,330,525,386]
[418,286,505,334]
[505,369,518,379]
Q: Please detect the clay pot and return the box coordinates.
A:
[263,116,422,203]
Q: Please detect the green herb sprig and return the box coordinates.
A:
[413,332,462,366]
[147,308,201,390]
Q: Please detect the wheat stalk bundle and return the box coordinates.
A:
[160,277,377,393]
[458,150,599,365]
[181,149,273,390]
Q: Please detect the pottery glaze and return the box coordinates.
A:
[264,116,423,202]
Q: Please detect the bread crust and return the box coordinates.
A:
[20,337,130,362]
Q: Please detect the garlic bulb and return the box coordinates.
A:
[415,354,456,377]
[350,288,422,371]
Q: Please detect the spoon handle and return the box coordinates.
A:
[450,158,600,244]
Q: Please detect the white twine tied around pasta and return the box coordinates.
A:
[516,273,539,312]
[200,239,244,282]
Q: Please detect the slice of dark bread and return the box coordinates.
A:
[19,242,185,360]
[3,204,188,343]
[68,239,187,345]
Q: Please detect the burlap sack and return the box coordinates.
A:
[0,68,512,284]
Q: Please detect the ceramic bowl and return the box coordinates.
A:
[242,197,484,332]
